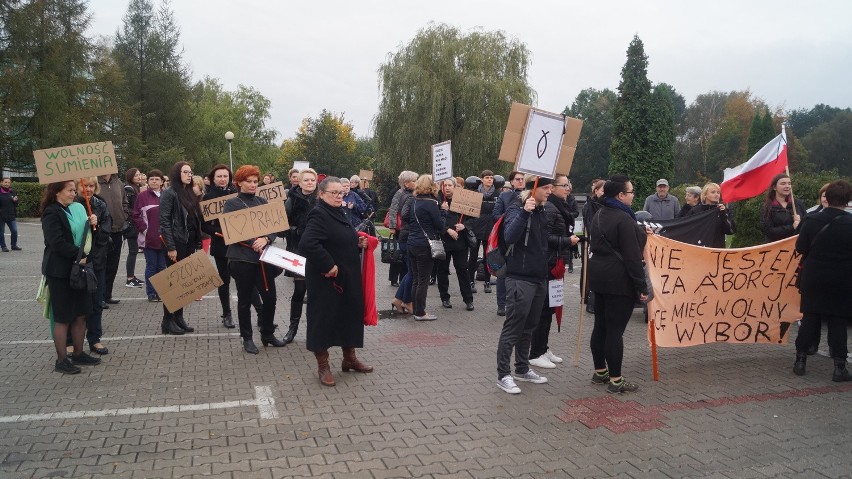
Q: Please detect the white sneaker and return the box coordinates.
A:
[544,349,563,364]
[529,356,556,369]
[497,375,521,394]
[514,369,548,384]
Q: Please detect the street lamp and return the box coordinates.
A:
[224,131,234,172]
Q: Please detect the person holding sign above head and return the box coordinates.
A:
[40,180,102,373]
[760,173,805,243]
[587,174,649,394]
[283,168,318,344]
[793,180,852,382]
[686,183,735,248]
[158,161,202,335]
[223,165,285,354]
[299,176,373,386]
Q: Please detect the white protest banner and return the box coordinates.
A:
[149,250,224,313]
[220,201,289,245]
[645,234,802,347]
[260,245,306,277]
[448,188,482,218]
[548,279,564,307]
[431,141,453,182]
[199,193,238,221]
[33,141,118,184]
[516,110,565,179]
[293,161,310,171]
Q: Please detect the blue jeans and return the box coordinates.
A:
[0,218,17,248]
[143,248,167,297]
[394,242,413,304]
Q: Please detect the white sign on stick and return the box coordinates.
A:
[293,161,310,171]
[431,141,453,182]
[517,110,565,179]
[260,245,306,277]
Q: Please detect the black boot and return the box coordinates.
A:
[261,334,286,347]
[174,313,194,333]
[222,311,235,329]
[793,353,807,376]
[283,320,299,344]
[832,358,851,382]
[806,343,818,355]
[161,316,185,335]
[243,339,259,354]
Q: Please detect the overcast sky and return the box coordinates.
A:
[86,0,852,141]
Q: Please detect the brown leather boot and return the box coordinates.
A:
[315,350,335,386]
[342,347,374,373]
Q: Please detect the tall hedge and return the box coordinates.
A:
[8,182,46,218]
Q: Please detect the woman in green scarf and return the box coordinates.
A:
[40,180,102,374]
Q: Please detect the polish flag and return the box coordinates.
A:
[720,128,788,203]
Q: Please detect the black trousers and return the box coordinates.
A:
[467,239,489,284]
[104,231,124,300]
[162,242,195,321]
[437,247,472,303]
[530,300,554,359]
[213,254,263,315]
[388,257,407,284]
[228,260,277,340]
[408,244,434,316]
[796,313,848,359]
[589,292,635,378]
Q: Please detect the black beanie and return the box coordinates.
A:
[524,176,555,190]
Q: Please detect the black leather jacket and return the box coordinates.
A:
[159,187,201,251]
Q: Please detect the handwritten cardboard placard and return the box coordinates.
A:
[220,201,289,245]
[358,169,374,181]
[645,234,801,347]
[149,250,224,313]
[256,181,286,202]
[33,141,118,184]
[448,188,482,218]
[200,193,238,221]
[260,245,306,277]
[431,140,453,182]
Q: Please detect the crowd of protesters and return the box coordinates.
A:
[31,163,850,389]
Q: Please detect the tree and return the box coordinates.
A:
[608,35,675,200]
[746,107,775,158]
[375,24,534,177]
[801,110,852,176]
[277,110,358,178]
[563,88,617,190]
[788,104,843,138]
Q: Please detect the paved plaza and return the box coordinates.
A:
[1,220,850,478]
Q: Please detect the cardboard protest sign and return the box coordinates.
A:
[645,235,802,347]
[33,141,118,184]
[431,141,453,182]
[200,193,238,221]
[359,169,374,181]
[498,103,583,177]
[219,201,289,245]
[149,250,224,313]
[448,188,482,218]
[260,245,306,277]
[256,181,286,202]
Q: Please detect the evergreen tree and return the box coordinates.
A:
[608,35,675,200]
[563,88,617,190]
[746,107,776,157]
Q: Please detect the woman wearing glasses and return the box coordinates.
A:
[299,176,372,386]
[159,161,202,335]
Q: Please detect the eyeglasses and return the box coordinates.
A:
[554,184,570,188]
[323,190,345,197]
[623,190,635,195]
[181,170,193,175]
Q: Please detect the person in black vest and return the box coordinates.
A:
[223,165,285,354]
[587,174,648,394]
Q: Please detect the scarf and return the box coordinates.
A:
[603,196,636,220]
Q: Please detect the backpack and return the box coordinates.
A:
[485,214,513,277]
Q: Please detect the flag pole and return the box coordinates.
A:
[574,241,589,367]
[780,123,799,218]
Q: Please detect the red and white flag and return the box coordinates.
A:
[720,127,788,203]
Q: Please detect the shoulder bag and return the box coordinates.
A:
[70,226,97,293]
[413,199,445,260]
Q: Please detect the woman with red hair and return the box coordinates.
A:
[223,165,285,353]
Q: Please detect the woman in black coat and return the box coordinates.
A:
[436,179,473,311]
[159,161,202,335]
[75,178,112,355]
[299,176,372,386]
[760,173,806,242]
[587,174,648,394]
[686,182,734,248]
[223,165,285,354]
[406,174,444,321]
[792,180,852,382]
[283,168,318,344]
[40,180,102,374]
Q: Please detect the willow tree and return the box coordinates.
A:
[374,24,535,177]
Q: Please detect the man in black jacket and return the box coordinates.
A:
[491,171,525,316]
[495,175,554,394]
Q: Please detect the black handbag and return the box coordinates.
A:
[69,226,97,293]
[381,235,404,264]
[464,228,478,249]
